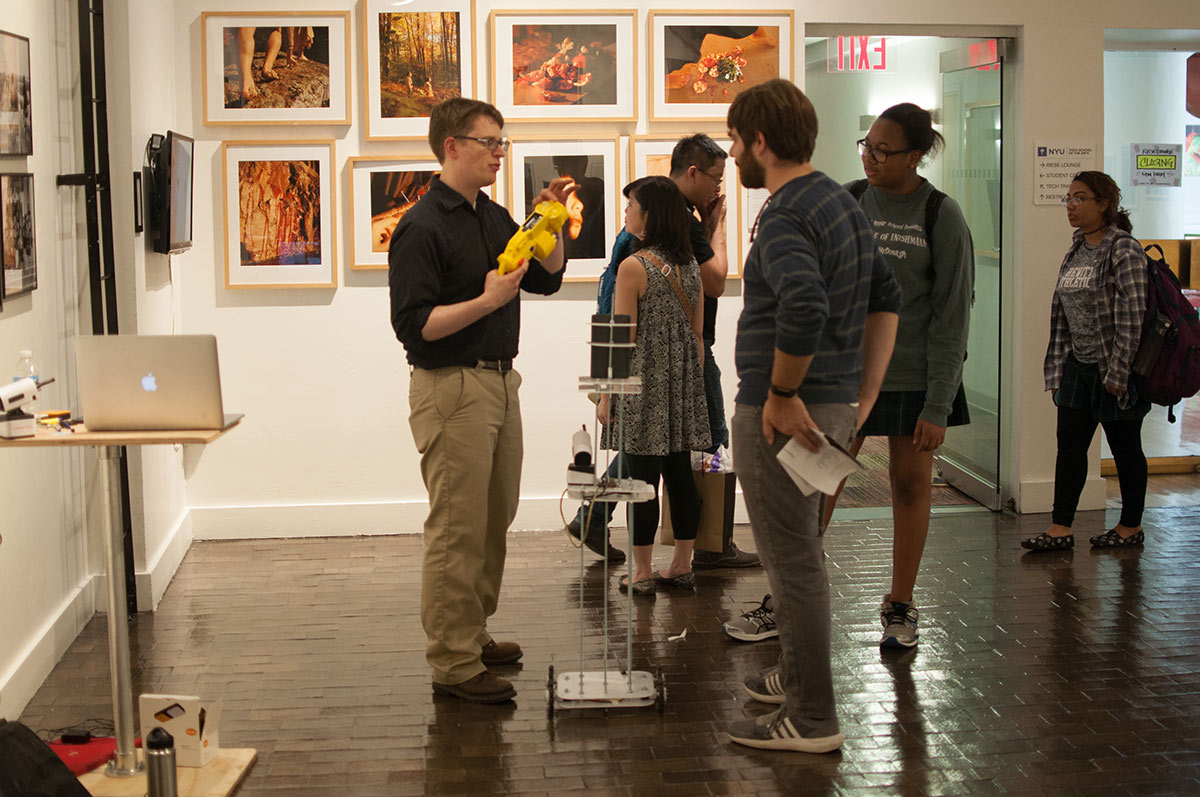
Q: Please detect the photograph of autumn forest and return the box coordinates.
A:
[377,12,462,119]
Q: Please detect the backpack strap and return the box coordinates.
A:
[848,179,869,201]
[636,249,702,348]
[924,188,947,253]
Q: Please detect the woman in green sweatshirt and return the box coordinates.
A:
[824,103,975,650]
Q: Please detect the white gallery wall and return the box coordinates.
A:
[3,0,1200,718]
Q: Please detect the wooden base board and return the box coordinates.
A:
[78,748,257,797]
[1101,456,1200,476]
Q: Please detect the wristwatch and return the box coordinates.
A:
[769,383,798,398]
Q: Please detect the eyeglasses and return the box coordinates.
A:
[454,135,510,153]
[696,167,724,187]
[1061,193,1097,207]
[856,138,912,164]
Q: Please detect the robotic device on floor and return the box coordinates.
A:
[548,318,666,716]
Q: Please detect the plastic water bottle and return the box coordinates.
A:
[13,350,38,415]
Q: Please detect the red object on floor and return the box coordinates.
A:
[47,736,137,775]
[1184,289,1200,310]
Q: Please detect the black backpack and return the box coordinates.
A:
[1130,243,1200,422]
[847,178,947,258]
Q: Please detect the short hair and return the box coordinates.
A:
[427,98,504,163]
[878,103,944,159]
[623,176,694,266]
[669,134,727,178]
[1071,170,1134,233]
[726,79,817,165]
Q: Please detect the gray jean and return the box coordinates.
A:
[732,401,856,738]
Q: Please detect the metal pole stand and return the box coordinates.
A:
[99,445,144,776]
[548,375,666,714]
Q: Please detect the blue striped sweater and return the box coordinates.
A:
[735,171,903,406]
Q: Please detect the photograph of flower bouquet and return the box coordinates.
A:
[510,24,618,106]
[491,11,636,121]
[649,12,792,121]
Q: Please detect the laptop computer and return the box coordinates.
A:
[75,334,242,431]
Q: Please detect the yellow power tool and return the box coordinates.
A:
[497,200,568,275]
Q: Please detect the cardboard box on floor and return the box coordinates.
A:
[660,471,736,553]
[138,694,220,768]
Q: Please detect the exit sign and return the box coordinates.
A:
[827,36,890,73]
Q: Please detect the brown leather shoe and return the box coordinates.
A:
[432,671,516,703]
[480,640,523,665]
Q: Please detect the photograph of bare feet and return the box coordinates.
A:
[222,25,331,109]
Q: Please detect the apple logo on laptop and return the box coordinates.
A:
[141,373,158,392]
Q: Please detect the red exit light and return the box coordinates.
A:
[827,37,889,73]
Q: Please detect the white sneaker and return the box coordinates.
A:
[743,665,786,704]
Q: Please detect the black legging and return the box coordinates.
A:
[622,451,700,547]
[1052,404,1147,528]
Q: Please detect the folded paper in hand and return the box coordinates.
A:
[776,432,864,496]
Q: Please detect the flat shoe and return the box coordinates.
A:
[1020,532,1074,551]
[1089,528,1145,548]
[618,574,656,595]
[653,571,695,589]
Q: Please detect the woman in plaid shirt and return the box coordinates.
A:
[1023,171,1149,551]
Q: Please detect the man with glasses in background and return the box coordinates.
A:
[389,98,576,703]
[568,133,761,570]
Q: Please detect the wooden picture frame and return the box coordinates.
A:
[0,173,36,300]
[362,0,476,141]
[628,134,740,278]
[201,11,351,126]
[648,11,794,122]
[346,156,440,271]
[0,30,33,155]
[507,137,619,282]
[221,140,336,289]
[490,10,637,123]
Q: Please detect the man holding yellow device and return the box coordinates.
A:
[389,98,576,704]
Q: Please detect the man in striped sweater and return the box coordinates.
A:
[725,79,901,753]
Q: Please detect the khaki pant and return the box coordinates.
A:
[408,365,523,684]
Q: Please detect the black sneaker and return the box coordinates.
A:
[567,517,625,563]
[692,540,761,569]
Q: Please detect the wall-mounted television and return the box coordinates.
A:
[147,130,194,255]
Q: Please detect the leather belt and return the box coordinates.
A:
[475,359,513,373]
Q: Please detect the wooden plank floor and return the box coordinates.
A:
[19,504,1200,795]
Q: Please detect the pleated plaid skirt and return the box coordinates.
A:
[1053,353,1149,422]
[858,385,971,437]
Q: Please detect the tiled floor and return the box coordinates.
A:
[18,504,1200,795]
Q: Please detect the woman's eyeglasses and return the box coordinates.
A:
[1061,194,1097,207]
[856,138,912,164]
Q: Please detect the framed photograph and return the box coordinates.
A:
[737,183,771,271]
[490,11,637,123]
[221,141,336,289]
[508,137,619,282]
[347,156,440,271]
[628,135,740,278]
[362,0,476,141]
[1,173,36,299]
[648,11,794,122]
[201,12,351,126]
[0,30,33,155]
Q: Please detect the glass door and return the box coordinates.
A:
[934,40,1008,510]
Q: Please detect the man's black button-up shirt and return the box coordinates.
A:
[388,177,565,370]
